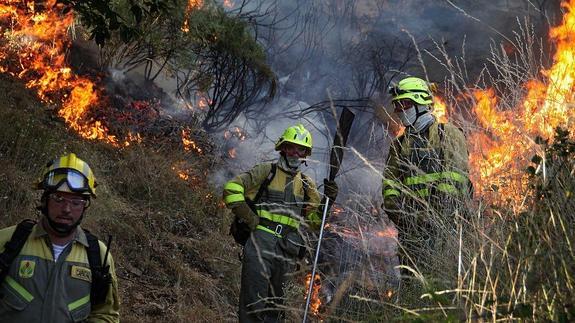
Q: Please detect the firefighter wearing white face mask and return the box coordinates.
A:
[383,77,471,267]
[223,124,338,322]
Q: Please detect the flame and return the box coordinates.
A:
[224,126,247,141]
[331,205,344,216]
[433,96,448,123]
[304,273,322,317]
[228,147,237,158]
[465,0,575,208]
[0,0,134,146]
[376,226,398,239]
[181,128,203,154]
[197,96,211,110]
[223,0,234,8]
[182,0,203,33]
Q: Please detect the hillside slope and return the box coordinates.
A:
[0,73,241,322]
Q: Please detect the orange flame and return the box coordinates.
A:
[0,0,134,146]
[181,128,203,154]
[181,0,203,32]
[433,96,448,123]
[465,0,575,209]
[376,226,398,239]
[228,147,237,158]
[304,273,322,317]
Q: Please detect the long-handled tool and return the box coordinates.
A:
[303,108,355,322]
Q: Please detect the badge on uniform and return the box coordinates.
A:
[19,260,36,278]
[71,265,92,282]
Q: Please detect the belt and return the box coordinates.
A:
[257,217,296,237]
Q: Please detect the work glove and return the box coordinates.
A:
[231,203,259,231]
[324,179,339,202]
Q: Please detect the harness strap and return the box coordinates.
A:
[0,219,36,285]
[84,230,112,306]
[253,163,277,204]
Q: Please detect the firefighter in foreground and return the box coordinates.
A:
[223,124,338,322]
[382,76,471,270]
[0,153,120,322]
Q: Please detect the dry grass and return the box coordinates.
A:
[0,73,242,322]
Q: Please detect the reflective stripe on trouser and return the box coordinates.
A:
[239,229,296,323]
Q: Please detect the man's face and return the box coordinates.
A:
[280,143,309,158]
[46,191,87,227]
[392,99,414,114]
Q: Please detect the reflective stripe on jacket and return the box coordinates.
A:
[0,223,120,323]
[223,163,322,231]
[382,121,470,206]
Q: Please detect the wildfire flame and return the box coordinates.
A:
[466,0,575,209]
[304,273,322,317]
[224,126,247,141]
[181,128,203,154]
[181,0,204,32]
[433,96,448,123]
[228,147,237,158]
[0,0,126,145]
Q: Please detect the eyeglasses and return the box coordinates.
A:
[43,169,90,193]
[49,194,88,209]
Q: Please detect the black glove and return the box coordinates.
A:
[231,203,259,231]
[324,179,338,202]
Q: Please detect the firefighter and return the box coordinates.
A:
[223,124,338,322]
[382,76,471,270]
[0,153,120,322]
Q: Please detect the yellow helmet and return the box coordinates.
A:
[37,153,97,197]
[389,76,433,105]
[275,124,313,155]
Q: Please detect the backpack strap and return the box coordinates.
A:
[84,230,112,306]
[0,219,36,285]
[252,163,277,204]
[437,123,446,166]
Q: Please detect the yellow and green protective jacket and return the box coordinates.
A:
[223,162,322,236]
[382,120,471,215]
[0,223,120,322]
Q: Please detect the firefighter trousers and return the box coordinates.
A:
[239,229,296,323]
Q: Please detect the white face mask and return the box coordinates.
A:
[398,106,417,127]
[285,156,303,169]
[398,105,435,132]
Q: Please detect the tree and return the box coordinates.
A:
[59,0,277,132]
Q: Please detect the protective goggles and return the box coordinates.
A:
[42,169,91,194]
[388,86,429,97]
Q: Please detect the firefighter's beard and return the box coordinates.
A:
[45,214,83,237]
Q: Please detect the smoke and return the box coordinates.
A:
[216,0,560,190]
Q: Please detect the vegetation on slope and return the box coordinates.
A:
[0,73,242,322]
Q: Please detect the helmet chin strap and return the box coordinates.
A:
[45,214,83,237]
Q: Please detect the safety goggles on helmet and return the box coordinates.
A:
[42,169,92,195]
[388,86,429,98]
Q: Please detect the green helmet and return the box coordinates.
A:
[389,76,433,105]
[275,124,313,155]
